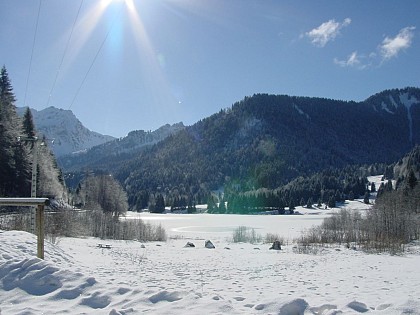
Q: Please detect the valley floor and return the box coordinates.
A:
[1,227,419,314]
[1,177,419,314]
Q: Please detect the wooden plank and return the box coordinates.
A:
[0,198,49,207]
[36,205,45,259]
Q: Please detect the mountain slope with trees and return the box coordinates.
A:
[104,87,420,210]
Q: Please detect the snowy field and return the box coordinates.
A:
[1,185,420,314]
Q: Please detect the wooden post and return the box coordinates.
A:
[0,198,48,260]
[36,204,45,259]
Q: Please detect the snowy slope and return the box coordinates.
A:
[1,230,419,314]
[17,106,115,157]
[1,194,420,315]
[370,89,420,146]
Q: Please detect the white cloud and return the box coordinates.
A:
[334,26,416,69]
[334,51,370,70]
[380,26,416,60]
[334,51,362,68]
[306,18,351,47]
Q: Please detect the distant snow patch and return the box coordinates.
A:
[399,92,419,145]
[381,101,395,114]
[292,104,310,119]
[389,95,399,109]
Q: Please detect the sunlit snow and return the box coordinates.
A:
[1,178,419,314]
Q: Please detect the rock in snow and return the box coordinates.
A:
[269,240,282,250]
[205,240,215,249]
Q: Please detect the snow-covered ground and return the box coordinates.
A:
[1,181,420,314]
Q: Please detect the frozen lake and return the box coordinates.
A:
[124,198,374,241]
[125,211,331,241]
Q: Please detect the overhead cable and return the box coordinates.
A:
[46,0,84,108]
[24,0,42,107]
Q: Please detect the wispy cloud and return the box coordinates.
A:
[305,18,351,47]
[334,26,416,69]
[334,51,367,69]
[380,26,416,60]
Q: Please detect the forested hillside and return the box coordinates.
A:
[106,88,419,210]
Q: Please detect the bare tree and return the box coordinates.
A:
[80,174,128,217]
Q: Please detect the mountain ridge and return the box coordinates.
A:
[110,87,420,209]
[33,87,420,210]
[16,106,115,157]
[58,122,185,172]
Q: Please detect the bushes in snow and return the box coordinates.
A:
[296,186,420,253]
[231,226,286,246]
[232,226,262,244]
[0,210,167,242]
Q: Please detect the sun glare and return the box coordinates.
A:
[61,0,184,112]
[125,0,136,12]
[61,1,109,70]
[123,0,176,107]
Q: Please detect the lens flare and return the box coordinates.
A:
[61,1,109,70]
[123,0,176,108]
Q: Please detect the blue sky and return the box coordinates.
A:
[1,0,419,137]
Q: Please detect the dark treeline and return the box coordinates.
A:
[214,165,383,214]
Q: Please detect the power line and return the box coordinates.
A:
[68,3,123,110]
[46,0,84,108]
[24,0,42,107]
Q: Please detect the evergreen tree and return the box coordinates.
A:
[407,170,418,189]
[377,182,385,198]
[218,198,226,213]
[289,198,295,211]
[363,191,370,204]
[207,195,217,212]
[317,198,322,207]
[306,197,313,208]
[0,66,31,196]
[370,182,376,193]
[335,189,342,203]
[155,194,165,213]
[22,107,36,139]
[385,180,393,192]
[0,66,16,104]
[11,142,31,196]
[328,196,336,208]
[277,196,285,210]
[300,197,306,207]
[135,190,149,211]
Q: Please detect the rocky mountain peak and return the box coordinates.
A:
[17,106,115,157]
